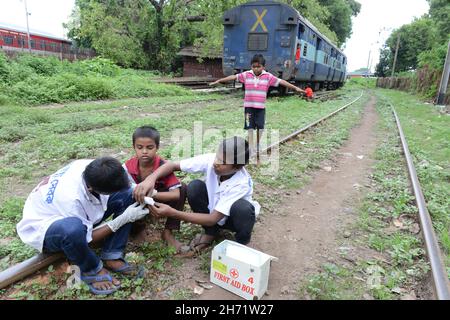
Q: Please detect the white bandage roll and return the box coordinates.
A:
[144,197,155,206]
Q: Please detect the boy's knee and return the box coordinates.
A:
[230,199,255,220]
[187,179,206,200]
[60,218,87,242]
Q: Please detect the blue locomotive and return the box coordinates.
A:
[222,0,347,91]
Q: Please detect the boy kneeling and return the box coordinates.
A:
[17,157,148,295]
[134,137,260,252]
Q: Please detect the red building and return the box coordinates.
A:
[177,46,224,78]
[0,24,94,60]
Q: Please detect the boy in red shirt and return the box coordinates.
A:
[124,126,188,253]
[210,54,304,158]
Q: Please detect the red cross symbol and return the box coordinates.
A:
[230,268,239,279]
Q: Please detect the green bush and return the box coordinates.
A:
[418,43,448,70]
[0,52,10,82]
[0,54,190,106]
[16,54,61,76]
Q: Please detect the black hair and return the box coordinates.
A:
[132,126,160,147]
[217,136,250,168]
[83,157,129,194]
[251,54,266,67]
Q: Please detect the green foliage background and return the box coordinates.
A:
[0,53,190,106]
[66,0,361,72]
[375,0,449,76]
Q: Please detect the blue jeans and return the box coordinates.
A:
[43,188,135,274]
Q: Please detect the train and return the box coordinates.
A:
[0,24,94,60]
[222,0,347,92]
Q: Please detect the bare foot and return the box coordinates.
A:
[162,229,183,252]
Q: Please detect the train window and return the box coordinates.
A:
[303,43,308,56]
[40,41,45,49]
[248,33,268,51]
[30,40,35,48]
[4,36,13,45]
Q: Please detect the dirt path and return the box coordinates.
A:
[190,95,380,300]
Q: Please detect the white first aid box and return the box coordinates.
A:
[210,240,278,300]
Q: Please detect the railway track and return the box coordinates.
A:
[2,92,446,300]
[390,103,450,300]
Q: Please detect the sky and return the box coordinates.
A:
[0,0,430,72]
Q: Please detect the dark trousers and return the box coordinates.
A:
[187,179,255,244]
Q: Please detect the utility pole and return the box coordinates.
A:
[23,0,32,53]
[391,34,400,77]
[366,49,371,77]
[436,41,450,105]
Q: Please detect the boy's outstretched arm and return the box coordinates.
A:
[150,202,224,227]
[210,74,237,86]
[133,161,181,203]
[279,79,305,94]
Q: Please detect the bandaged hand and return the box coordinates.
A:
[106,202,149,232]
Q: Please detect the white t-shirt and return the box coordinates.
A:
[180,153,260,226]
[16,160,109,252]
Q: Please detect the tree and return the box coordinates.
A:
[375,46,391,77]
[381,17,437,74]
[67,0,153,68]
[428,0,450,43]
[317,0,361,46]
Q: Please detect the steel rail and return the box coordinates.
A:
[0,253,64,289]
[391,105,450,300]
[0,91,363,291]
[261,91,363,154]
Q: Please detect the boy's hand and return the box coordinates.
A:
[133,179,156,204]
[295,87,305,94]
[209,81,219,86]
[150,202,176,218]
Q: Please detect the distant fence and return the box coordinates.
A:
[376,66,449,105]
[0,46,95,61]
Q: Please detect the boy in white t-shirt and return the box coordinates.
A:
[134,136,260,252]
[16,157,149,295]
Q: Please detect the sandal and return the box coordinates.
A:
[80,272,119,295]
[189,233,214,254]
[104,258,145,279]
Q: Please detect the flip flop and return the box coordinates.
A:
[80,273,119,295]
[189,233,214,254]
[104,258,145,279]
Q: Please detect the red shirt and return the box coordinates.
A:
[305,88,313,98]
[124,155,181,191]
